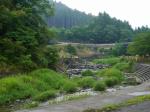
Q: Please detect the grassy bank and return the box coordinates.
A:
[83,95,150,112]
[93,56,134,72]
[0,68,126,105]
[0,69,77,105]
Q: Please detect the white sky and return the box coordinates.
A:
[55,0,150,28]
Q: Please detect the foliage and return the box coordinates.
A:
[0,0,58,72]
[33,90,57,102]
[46,2,94,28]
[0,69,70,105]
[81,70,95,76]
[111,43,128,56]
[128,32,150,56]
[93,57,122,65]
[62,81,77,93]
[65,44,77,55]
[113,62,129,71]
[78,77,95,89]
[59,12,133,43]
[93,81,106,91]
[96,68,124,81]
[104,77,120,87]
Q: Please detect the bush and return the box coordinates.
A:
[96,68,124,81]
[78,77,95,89]
[82,70,94,76]
[33,90,57,102]
[0,69,70,105]
[104,77,120,87]
[62,81,77,93]
[94,81,106,91]
[30,69,67,89]
[0,77,35,104]
[113,62,130,71]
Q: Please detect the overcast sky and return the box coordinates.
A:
[55,0,150,28]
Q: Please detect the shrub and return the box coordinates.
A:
[104,77,120,87]
[93,57,122,65]
[94,81,106,91]
[113,62,130,71]
[78,77,95,89]
[0,69,70,105]
[96,68,124,81]
[30,69,67,89]
[82,70,94,76]
[0,77,35,104]
[62,81,77,93]
[33,90,57,102]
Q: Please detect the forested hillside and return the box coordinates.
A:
[58,12,133,43]
[45,2,94,28]
[58,12,150,43]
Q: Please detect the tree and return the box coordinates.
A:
[0,0,58,72]
[46,2,94,28]
[58,12,133,43]
[66,44,77,56]
[128,32,150,56]
[112,43,127,56]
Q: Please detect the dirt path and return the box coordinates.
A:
[16,82,150,112]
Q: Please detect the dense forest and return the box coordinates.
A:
[0,0,58,72]
[45,2,94,28]
[58,12,133,43]
[45,3,150,44]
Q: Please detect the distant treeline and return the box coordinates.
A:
[45,2,94,28]
[46,2,150,43]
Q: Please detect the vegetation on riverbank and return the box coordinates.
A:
[0,66,126,105]
[83,95,150,112]
[0,69,78,105]
[93,57,134,72]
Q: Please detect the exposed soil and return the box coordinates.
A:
[16,81,150,112]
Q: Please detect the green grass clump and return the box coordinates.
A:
[0,76,35,104]
[62,81,77,93]
[93,57,122,65]
[96,68,124,87]
[104,77,120,87]
[78,77,95,89]
[113,62,130,71]
[81,70,94,76]
[94,81,106,91]
[33,90,57,102]
[0,69,72,105]
[96,68,124,81]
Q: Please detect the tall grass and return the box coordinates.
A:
[0,69,76,105]
[78,77,95,89]
[96,68,124,81]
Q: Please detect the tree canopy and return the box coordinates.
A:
[58,12,134,43]
[128,32,150,56]
[46,2,94,28]
[0,0,58,72]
